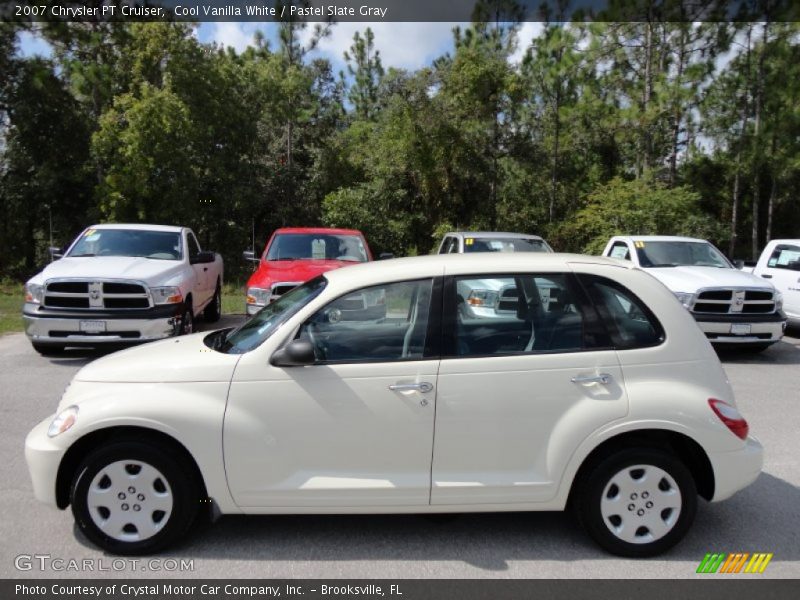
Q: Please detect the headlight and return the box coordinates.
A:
[467,289,499,307]
[48,405,79,437]
[150,286,183,305]
[774,290,783,312]
[25,283,44,304]
[673,292,695,309]
[246,287,270,306]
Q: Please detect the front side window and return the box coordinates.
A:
[609,242,631,260]
[297,279,434,363]
[766,245,800,270]
[579,275,664,349]
[450,273,586,356]
[68,229,182,260]
[266,233,369,262]
[634,241,730,268]
[212,277,327,354]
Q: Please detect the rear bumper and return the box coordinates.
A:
[694,312,786,344]
[708,436,764,502]
[24,303,180,346]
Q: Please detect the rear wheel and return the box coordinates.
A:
[70,441,200,554]
[574,448,697,557]
[32,342,65,356]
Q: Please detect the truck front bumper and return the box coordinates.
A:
[23,303,180,346]
[694,312,786,345]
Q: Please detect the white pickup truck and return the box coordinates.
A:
[23,224,223,354]
[739,239,800,328]
[602,236,786,350]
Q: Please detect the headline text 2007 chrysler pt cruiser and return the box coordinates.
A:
[25,254,763,557]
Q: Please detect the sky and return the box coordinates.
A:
[16,20,546,71]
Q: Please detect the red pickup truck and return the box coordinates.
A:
[243,227,374,315]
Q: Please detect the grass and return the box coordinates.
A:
[0,281,24,335]
[222,281,245,315]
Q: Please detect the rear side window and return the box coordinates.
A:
[579,275,664,349]
[447,273,588,356]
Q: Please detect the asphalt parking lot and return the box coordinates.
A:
[1,319,798,579]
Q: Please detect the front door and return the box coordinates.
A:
[755,243,800,320]
[224,278,440,507]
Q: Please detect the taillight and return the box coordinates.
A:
[708,398,749,440]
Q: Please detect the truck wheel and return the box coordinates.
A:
[574,448,697,557]
[179,304,194,335]
[203,283,222,323]
[32,342,65,356]
[70,440,200,555]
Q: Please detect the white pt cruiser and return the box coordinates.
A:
[25,254,763,557]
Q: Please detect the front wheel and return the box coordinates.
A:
[70,441,200,555]
[179,303,194,335]
[203,283,221,323]
[574,448,697,557]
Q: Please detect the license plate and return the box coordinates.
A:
[80,320,106,334]
[730,323,752,335]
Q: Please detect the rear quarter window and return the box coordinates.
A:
[578,274,664,350]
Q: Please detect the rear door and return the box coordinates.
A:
[431,271,628,505]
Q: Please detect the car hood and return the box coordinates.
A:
[74,332,240,383]
[33,256,184,285]
[643,266,775,293]
[247,259,361,287]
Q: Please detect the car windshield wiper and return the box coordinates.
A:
[69,253,96,257]
[647,263,680,268]
[267,257,301,261]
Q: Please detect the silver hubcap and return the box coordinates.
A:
[87,460,173,542]
[600,464,682,544]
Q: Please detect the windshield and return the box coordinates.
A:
[635,241,732,268]
[265,233,368,262]
[68,229,182,260]
[463,237,550,253]
[209,276,327,354]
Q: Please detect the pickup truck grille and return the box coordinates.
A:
[43,280,151,310]
[692,289,776,315]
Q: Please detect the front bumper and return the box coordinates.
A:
[694,312,787,344]
[708,436,764,502]
[24,416,67,507]
[24,303,180,346]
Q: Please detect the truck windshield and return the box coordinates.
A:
[635,241,731,268]
[209,276,327,354]
[68,229,182,260]
[463,237,550,253]
[266,233,368,262]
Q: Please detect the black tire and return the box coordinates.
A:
[179,302,194,335]
[203,283,222,323]
[573,448,697,557]
[70,440,200,555]
[32,342,65,356]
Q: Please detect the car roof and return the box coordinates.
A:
[322,253,628,290]
[445,231,546,240]
[274,227,364,236]
[88,223,184,233]
[612,235,708,243]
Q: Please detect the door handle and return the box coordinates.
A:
[388,382,434,393]
[571,373,611,385]
[761,274,772,279]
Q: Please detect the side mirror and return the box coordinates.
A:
[378,252,394,260]
[270,339,316,367]
[243,250,259,262]
[49,247,63,259]
[190,250,216,264]
[733,259,745,270]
